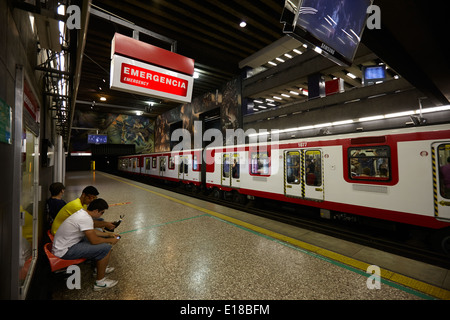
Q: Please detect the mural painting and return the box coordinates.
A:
[155,76,242,151]
[71,110,154,154]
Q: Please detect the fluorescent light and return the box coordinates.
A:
[276,57,285,63]
[384,110,414,118]
[284,53,292,58]
[135,111,144,116]
[100,97,106,101]
[254,100,263,104]
[419,105,450,114]
[347,72,357,79]
[298,125,314,131]
[193,72,199,78]
[268,61,277,66]
[359,115,384,122]
[273,96,282,100]
[240,21,247,28]
[293,49,302,54]
[281,93,290,98]
[314,122,332,128]
[332,119,354,125]
[289,91,299,95]
[314,47,323,54]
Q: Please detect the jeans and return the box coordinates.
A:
[62,236,112,261]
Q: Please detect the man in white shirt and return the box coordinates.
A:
[52,198,120,291]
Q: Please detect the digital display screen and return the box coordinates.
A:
[282,0,372,66]
[364,66,386,80]
[88,134,107,144]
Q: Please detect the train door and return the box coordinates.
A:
[221,153,241,188]
[159,156,166,177]
[433,142,450,220]
[284,150,302,197]
[178,155,189,181]
[284,149,323,200]
[304,149,324,201]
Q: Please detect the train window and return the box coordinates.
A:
[232,154,240,179]
[193,155,198,171]
[305,150,322,186]
[152,157,157,168]
[250,151,270,175]
[168,156,175,170]
[223,154,230,178]
[348,146,390,181]
[438,144,450,199]
[145,158,151,170]
[286,151,300,184]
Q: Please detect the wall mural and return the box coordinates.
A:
[155,76,242,152]
[71,111,154,154]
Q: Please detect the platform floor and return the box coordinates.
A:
[48,171,450,301]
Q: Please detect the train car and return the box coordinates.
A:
[204,124,450,250]
[119,149,202,187]
[118,154,142,175]
[118,124,450,252]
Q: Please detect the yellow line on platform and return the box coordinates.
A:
[100,172,450,300]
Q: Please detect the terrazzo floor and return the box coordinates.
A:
[48,171,435,301]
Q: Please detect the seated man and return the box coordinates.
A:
[51,186,115,235]
[46,182,66,226]
[52,198,120,291]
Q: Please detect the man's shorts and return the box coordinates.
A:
[62,237,112,261]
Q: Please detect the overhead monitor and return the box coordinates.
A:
[362,65,386,85]
[281,0,373,66]
[88,134,107,144]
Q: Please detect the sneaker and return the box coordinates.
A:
[93,266,115,275]
[94,278,118,291]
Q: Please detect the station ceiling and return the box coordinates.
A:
[75,0,450,119]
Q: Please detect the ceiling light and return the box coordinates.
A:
[314,46,323,54]
[268,61,277,66]
[314,122,332,128]
[276,57,285,63]
[359,115,384,122]
[239,21,247,28]
[135,110,143,116]
[289,91,299,95]
[193,72,199,79]
[293,49,302,55]
[100,97,106,101]
[281,93,290,98]
[384,111,414,118]
[284,53,292,58]
[273,96,282,100]
[332,119,354,125]
[347,72,357,79]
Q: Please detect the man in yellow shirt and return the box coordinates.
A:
[51,186,115,235]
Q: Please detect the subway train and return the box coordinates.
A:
[117,123,450,253]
